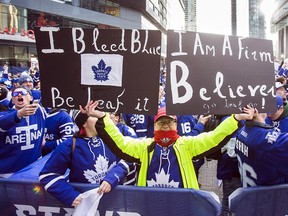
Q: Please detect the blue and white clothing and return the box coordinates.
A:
[235,121,288,187]
[278,66,288,77]
[177,115,205,176]
[147,144,183,188]
[266,105,288,133]
[158,97,166,108]
[0,105,46,175]
[216,116,241,180]
[177,115,203,136]
[43,109,75,155]
[266,116,288,133]
[39,136,134,206]
[31,89,41,102]
[116,122,137,138]
[122,114,154,138]
[33,70,40,84]
[0,98,9,109]
[0,73,12,90]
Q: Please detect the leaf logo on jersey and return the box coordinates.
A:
[92,59,111,82]
[265,129,280,144]
[147,168,179,188]
[83,155,116,183]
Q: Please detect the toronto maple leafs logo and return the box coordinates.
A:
[147,168,179,188]
[91,59,112,82]
[265,129,280,144]
[83,155,116,183]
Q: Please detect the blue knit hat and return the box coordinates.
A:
[19,75,33,85]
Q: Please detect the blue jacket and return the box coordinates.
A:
[236,120,288,187]
[0,105,46,174]
[177,115,204,136]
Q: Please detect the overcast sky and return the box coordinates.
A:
[196,0,274,38]
[197,0,231,35]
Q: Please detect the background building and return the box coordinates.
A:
[183,0,197,31]
[185,0,266,39]
[271,0,288,60]
[235,0,266,38]
[0,0,185,72]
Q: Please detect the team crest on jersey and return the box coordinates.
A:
[147,168,179,188]
[83,155,116,183]
[92,59,111,82]
[265,129,280,144]
[89,137,102,147]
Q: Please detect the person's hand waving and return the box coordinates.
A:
[79,100,106,119]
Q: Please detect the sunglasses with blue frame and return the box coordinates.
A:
[12,89,30,97]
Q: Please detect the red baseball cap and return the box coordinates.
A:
[154,107,177,122]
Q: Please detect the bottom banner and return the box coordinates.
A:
[0,178,221,216]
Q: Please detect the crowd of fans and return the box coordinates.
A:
[0,61,288,216]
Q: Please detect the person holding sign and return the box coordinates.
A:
[236,107,288,187]
[39,111,136,207]
[79,101,254,189]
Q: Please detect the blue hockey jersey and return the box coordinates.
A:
[122,114,154,138]
[235,121,288,187]
[0,105,46,174]
[39,136,134,206]
[43,110,75,155]
[177,115,203,136]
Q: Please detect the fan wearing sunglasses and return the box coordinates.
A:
[0,86,46,178]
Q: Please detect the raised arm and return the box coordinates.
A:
[80,100,105,119]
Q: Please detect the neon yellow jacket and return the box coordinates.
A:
[96,114,240,189]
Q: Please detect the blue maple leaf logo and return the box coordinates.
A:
[91,59,112,82]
